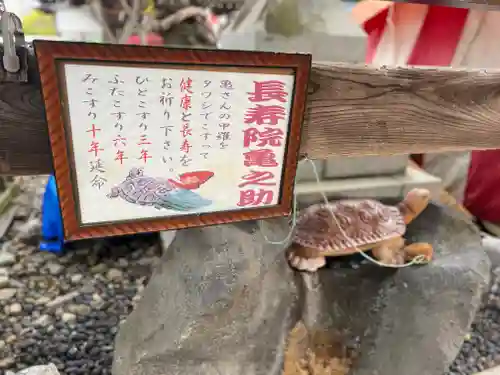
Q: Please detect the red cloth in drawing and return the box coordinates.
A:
[169,171,214,190]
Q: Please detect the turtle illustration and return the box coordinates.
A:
[287,188,434,272]
[107,167,213,211]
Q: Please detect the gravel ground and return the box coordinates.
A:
[2,177,500,375]
[446,266,500,375]
[0,177,160,374]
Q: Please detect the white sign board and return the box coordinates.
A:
[34,41,310,240]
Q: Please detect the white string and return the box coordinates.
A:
[258,160,301,245]
[260,157,428,268]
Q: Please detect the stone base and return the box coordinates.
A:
[296,166,442,205]
[296,155,409,182]
[114,203,489,375]
[323,155,409,179]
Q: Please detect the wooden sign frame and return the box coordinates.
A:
[33,40,310,241]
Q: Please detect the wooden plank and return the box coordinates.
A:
[0,47,52,175]
[303,63,500,158]
[4,48,500,175]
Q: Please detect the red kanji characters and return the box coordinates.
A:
[180,94,192,111]
[243,149,279,167]
[180,77,193,94]
[237,189,274,207]
[115,150,128,165]
[180,139,192,154]
[238,80,290,209]
[137,135,152,146]
[248,80,288,103]
[243,128,284,148]
[86,124,101,138]
[238,170,276,188]
[113,136,127,147]
[88,141,103,157]
[180,123,192,138]
[139,149,152,163]
[244,104,286,126]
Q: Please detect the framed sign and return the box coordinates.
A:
[34,41,311,240]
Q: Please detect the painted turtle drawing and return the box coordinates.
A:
[107,167,213,212]
[287,188,434,272]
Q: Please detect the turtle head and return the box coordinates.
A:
[128,167,144,178]
[398,188,431,224]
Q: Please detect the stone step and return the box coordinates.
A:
[296,155,409,182]
[296,166,442,205]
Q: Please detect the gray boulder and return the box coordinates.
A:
[113,219,299,375]
[301,202,490,375]
[113,202,490,375]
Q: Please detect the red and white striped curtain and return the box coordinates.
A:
[351,1,500,229]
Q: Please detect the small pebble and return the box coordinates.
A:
[0,357,15,369]
[67,304,92,316]
[90,263,108,274]
[0,274,9,288]
[46,262,65,276]
[35,296,50,305]
[106,268,123,282]
[0,252,15,267]
[5,335,16,344]
[0,288,16,302]
[62,312,76,323]
[70,273,84,284]
[33,314,52,327]
[7,303,22,315]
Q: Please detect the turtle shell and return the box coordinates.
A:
[116,176,174,206]
[292,199,406,254]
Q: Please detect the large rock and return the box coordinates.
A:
[114,202,490,375]
[113,219,299,375]
[300,202,490,375]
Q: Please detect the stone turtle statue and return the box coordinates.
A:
[288,188,434,272]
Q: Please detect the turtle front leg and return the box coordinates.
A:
[107,187,120,199]
[287,244,326,272]
[403,243,433,263]
[371,237,405,265]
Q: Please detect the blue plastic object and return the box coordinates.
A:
[40,175,64,253]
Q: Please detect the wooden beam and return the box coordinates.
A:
[0,48,51,176]
[302,62,500,159]
[4,49,500,175]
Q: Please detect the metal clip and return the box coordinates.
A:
[1,12,22,73]
[0,1,27,82]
